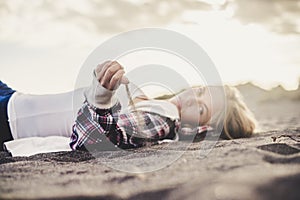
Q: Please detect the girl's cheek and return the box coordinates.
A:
[187,107,201,124]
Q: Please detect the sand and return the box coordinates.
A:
[0,83,299,200]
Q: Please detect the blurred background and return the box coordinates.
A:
[0,0,299,94]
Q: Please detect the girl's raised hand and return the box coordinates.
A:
[95,61,129,91]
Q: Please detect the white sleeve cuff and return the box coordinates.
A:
[84,71,118,109]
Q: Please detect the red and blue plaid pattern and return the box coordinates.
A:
[70,100,211,151]
[70,101,180,151]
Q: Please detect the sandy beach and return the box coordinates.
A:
[0,83,299,200]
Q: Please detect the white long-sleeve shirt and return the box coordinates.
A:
[6,80,171,140]
[7,88,86,139]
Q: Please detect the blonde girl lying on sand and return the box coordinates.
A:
[0,61,256,152]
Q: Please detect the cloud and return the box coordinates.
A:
[0,0,212,36]
[223,0,300,35]
[0,0,299,41]
[62,0,214,32]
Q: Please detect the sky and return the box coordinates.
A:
[0,0,300,95]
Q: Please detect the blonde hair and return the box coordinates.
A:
[156,85,257,139]
[211,85,257,139]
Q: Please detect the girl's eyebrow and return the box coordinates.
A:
[203,103,209,122]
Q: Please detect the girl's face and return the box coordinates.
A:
[170,86,224,127]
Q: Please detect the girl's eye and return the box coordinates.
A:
[198,87,205,96]
[199,106,204,115]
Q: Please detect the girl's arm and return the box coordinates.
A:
[70,61,178,151]
[70,100,178,151]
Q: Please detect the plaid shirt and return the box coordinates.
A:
[70,99,212,151]
[70,100,181,151]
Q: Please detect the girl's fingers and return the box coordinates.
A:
[97,61,122,80]
[100,63,122,85]
[95,60,111,79]
[95,60,128,90]
[108,70,125,90]
[121,76,129,84]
